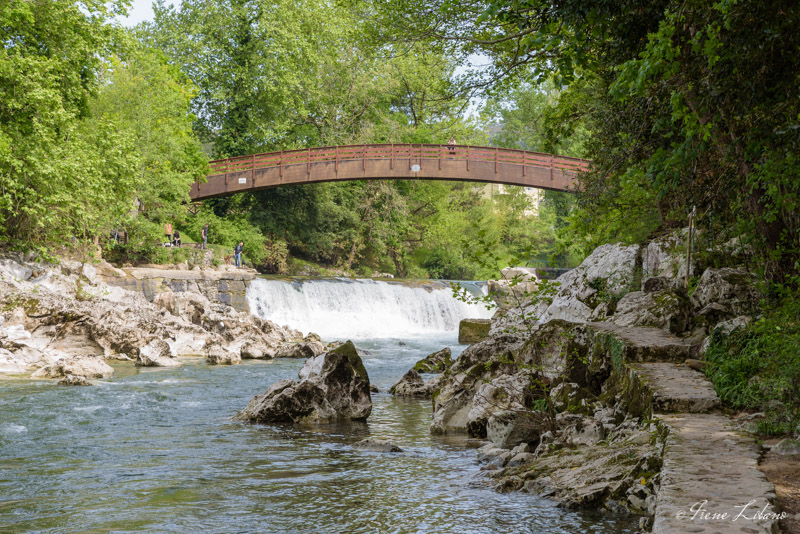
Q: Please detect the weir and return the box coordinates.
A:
[246,278,493,339]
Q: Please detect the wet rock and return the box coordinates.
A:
[240,339,274,359]
[58,374,91,386]
[205,346,241,365]
[389,368,431,397]
[413,347,452,373]
[275,340,325,359]
[458,318,491,344]
[237,341,372,424]
[369,384,379,393]
[486,410,547,449]
[31,356,114,380]
[137,339,181,367]
[352,439,403,452]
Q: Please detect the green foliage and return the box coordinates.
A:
[92,44,207,224]
[704,295,800,436]
[0,0,136,248]
[183,207,267,265]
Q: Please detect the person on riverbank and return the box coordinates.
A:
[201,224,208,250]
[173,230,181,248]
[164,222,173,245]
[234,241,243,268]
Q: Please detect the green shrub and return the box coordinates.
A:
[704,296,800,436]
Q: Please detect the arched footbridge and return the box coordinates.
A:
[190,144,590,201]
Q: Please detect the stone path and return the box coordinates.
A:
[632,363,721,414]
[588,322,782,533]
[652,413,779,534]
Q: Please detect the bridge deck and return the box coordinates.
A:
[191,144,589,200]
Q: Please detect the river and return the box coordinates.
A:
[0,278,637,533]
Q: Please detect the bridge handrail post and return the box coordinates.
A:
[391,143,394,170]
[495,147,498,174]
[280,150,283,179]
[307,147,311,175]
[363,144,366,171]
[335,145,338,172]
[467,145,470,172]
[439,144,442,170]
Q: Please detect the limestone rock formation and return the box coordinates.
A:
[488,267,539,308]
[612,287,689,334]
[690,268,761,325]
[206,346,241,365]
[0,255,307,380]
[31,356,114,380]
[237,341,372,424]
[137,339,181,367]
[458,318,491,344]
[389,368,432,397]
[413,347,452,373]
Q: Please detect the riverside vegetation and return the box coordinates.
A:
[2,1,800,532]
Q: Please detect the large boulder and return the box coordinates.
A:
[642,230,691,280]
[611,288,690,334]
[137,339,181,367]
[237,341,372,424]
[390,368,431,397]
[31,356,114,380]
[486,410,548,449]
[205,345,241,365]
[413,347,452,373]
[491,243,641,332]
[431,334,527,435]
[690,268,760,325]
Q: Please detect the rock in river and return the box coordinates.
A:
[237,341,372,424]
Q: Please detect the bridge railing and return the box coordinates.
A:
[207,144,590,176]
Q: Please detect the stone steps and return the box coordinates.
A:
[589,322,693,363]
[631,363,721,414]
[589,323,782,533]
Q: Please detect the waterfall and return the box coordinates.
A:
[247,278,494,339]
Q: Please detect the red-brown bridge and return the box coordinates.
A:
[189,144,589,201]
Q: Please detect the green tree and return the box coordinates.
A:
[92,45,207,226]
[0,0,135,249]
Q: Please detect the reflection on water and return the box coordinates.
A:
[0,335,637,533]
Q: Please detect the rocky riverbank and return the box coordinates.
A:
[0,254,324,381]
[396,231,783,532]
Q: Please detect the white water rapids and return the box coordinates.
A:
[246,278,493,339]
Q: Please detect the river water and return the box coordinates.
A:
[0,279,637,533]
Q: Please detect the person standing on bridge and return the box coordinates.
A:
[234,241,244,268]
[447,136,456,155]
[201,224,209,250]
[164,222,173,245]
[173,229,181,248]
